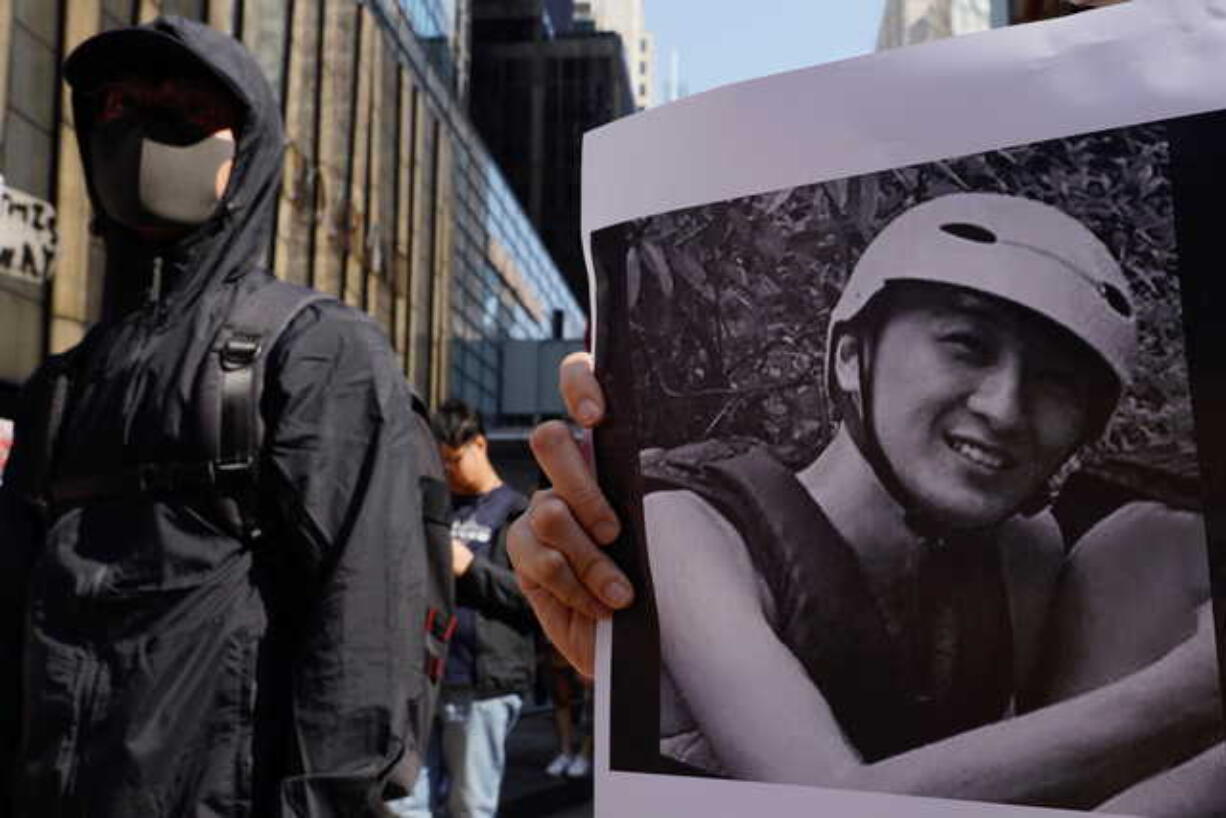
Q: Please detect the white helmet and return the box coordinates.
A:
[826,193,1137,396]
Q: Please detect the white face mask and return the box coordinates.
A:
[138,134,235,224]
[90,118,236,229]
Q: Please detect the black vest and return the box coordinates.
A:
[643,440,1014,762]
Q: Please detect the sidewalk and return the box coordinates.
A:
[499,705,593,818]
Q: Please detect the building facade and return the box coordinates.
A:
[470,0,634,308]
[0,0,584,436]
[877,0,1006,48]
[574,0,651,109]
[878,0,1113,48]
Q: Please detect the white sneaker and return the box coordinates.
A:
[565,754,592,778]
[546,753,573,777]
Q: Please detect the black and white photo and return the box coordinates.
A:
[596,126,1219,813]
[581,4,1226,817]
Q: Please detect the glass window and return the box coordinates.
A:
[8,24,55,132]
[242,0,289,106]
[3,4,61,202]
[160,0,205,19]
[13,0,57,46]
[2,113,52,200]
[103,0,135,26]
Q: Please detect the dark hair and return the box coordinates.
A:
[432,398,485,448]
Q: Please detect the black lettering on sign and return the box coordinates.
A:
[10,203,27,223]
[30,203,44,231]
[0,247,15,269]
[20,243,37,275]
[42,246,55,277]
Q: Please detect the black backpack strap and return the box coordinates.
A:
[199,279,334,536]
[46,280,333,533]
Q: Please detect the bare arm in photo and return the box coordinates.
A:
[1028,502,1211,704]
[1096,742,1226,817]
[1024,501,1222,815]
[646,488,1221,809]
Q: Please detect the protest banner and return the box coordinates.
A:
[584,2,1226,816]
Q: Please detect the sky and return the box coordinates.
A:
[647,1,888,102]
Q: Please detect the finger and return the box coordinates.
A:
[519,579,596,678]
[559,351,605,428]
[530,421,621,545]
[508,508,615,619]
[529,491,633,609]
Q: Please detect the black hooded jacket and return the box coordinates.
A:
[0,18,426,817]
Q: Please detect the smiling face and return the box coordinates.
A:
[837,284,1108,528]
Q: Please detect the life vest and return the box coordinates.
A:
[643,439,1015,762]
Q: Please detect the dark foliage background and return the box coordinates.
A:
[617,123,1198,498]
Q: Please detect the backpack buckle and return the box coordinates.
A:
[425,654,445,683]
[136,462,180,494]
[220,335,261,370]
[425,607,458,642]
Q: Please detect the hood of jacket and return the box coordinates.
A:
[47,18,287,472]
[65,15,284,323]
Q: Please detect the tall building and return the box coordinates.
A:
[470,0,635,308]
[877,0,1007,48]
[575,0,653,109]
[879,0,1122,50]
[0,0,584,435]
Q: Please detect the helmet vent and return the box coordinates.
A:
[1101,283,1133,318]
[940,222,997,243]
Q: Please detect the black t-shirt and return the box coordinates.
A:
[444,484,526,687]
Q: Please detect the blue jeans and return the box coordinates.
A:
[387,692,523,818]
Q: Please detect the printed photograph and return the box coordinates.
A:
[592,120,1224,813]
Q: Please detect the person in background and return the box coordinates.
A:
[390,399,535,818]
[544,644,594,778]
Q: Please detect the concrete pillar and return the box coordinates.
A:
[311,0,355,298]
[342,3,373,308]
[273,0,321,286]
[393,71,414,368]
[0,0,12,147]
[208,0,234,33]
[49,0,102,354]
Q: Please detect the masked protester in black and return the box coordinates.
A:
[0,17,428,817]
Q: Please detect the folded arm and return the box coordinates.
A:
[1095,742,1226,817]
[457,520,537,632]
